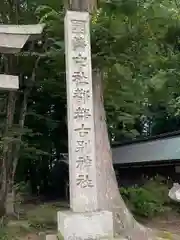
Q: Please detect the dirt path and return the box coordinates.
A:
[144,213,180,239]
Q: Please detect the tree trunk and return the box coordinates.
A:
[92,71,153,239]
[6,87,30,216]
[0,91,11,220]
[4,91,17,216]
[66,1,154,238]
[0,143,8,221]
[65,0,98,13]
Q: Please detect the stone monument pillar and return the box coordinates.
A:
[57,11,113,240]
[65,10,98,213]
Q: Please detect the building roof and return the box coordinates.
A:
[112,132,180,164]
[60,131,180,165]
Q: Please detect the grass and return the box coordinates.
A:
[157,231,179,240]
[1,202,66,239]
[1,201,180,240]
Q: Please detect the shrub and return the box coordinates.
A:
[14,181,31,203]
[120,176,170,218]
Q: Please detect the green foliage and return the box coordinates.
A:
[14,181,31,203]
[0,229,7,240]
[29,218,56,230]
[120,177,170,218]
[1,0,180,198]
[0,228,19,240]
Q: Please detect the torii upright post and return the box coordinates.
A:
[57,4,114,240]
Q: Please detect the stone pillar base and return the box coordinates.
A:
[57,210,114,240]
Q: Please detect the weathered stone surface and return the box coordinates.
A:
[46,234,58,240]
[57,210,113,240]
[168,183,180,202]
[0,74,19,90]
[0,24,45,53]
[60,10,114,240]
[65,10,98,212]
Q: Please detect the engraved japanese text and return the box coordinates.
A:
[73,88,90,104]
[76,155,92,170]
[74,107,91,120]
[74,124,90,137]
[76,174,94,188]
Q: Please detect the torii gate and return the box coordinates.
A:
[0,24,44,215]
[0,24,45,89]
